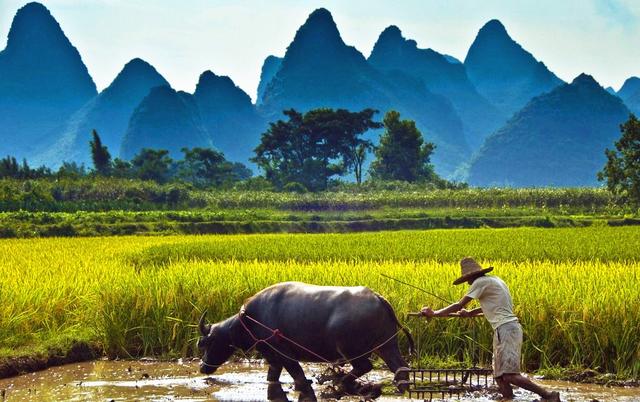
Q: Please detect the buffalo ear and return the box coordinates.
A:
[198,310,209,336]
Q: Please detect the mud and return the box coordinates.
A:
[0,359,637,401]
[0,342,98,379]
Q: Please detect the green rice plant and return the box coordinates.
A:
[0,228,638,377]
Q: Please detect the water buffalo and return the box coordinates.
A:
[197,282,414,401]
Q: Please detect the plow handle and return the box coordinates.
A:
[407,312,484,318]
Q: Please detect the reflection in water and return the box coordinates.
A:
[0,359,637,401]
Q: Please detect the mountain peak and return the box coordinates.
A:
[5,2,64,52]
[194,70,252,110]
[0,0,97,159]
[101,58,168,102]
[618,76,640,98]
[621,76,640,87]
[123,57,154,70]
[306,8,334,25]
[121,85,210,160]
[1,0,97,97]
[371,25,418,56]
[195,70,238,95]
[464,18,562,115]
[273,6,367,84]
[116,58,165,82]
[256,55,283,105]
[301,7,339,36]
[378,25,404,43]
[287,8,343,53]
[466,19,515,58]
[478,19,508,37]
[618,76,640,115]
[370,25,421,65]
[571,73,600,88]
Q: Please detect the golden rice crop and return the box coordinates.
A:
[1,227,638,376]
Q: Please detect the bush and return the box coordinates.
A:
[283,182,308,194]
[233,177,275,192]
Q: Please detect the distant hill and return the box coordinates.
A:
[464,20,563,118]
[259,8,469,176]
[120,86,211,160]
[368,25,504,150]
[256,55,283,106]
[194,71,265,164]
[618,77,640,116]
[467,74,631,187]
[0,2,97,160]
[36,58,169,167]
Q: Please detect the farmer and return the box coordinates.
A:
[420,257,561,402]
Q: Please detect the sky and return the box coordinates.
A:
[1,0,639,102]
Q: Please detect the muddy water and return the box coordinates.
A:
[0,360,637,401]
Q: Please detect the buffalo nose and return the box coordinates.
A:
[200,364,215,375]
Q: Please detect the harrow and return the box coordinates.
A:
[400,367,493,401]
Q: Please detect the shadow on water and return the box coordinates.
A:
[0,359,637,401]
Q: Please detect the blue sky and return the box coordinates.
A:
[1,0,639,101]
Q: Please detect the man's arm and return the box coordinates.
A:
[459,307,483,317]
[421,296,473,317]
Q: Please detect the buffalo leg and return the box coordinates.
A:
[283,361,316,402]
[375,343,410,393]
[340,356,373,394]
[266,363,289,402]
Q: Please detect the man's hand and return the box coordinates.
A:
[420,306,435,319]
[458,309,471,317]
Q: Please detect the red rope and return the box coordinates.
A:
[237,307,410,398]
[238,307,404,365]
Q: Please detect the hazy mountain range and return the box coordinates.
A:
[468,74,630,187]
[1,2,637,186]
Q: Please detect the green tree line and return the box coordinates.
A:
[2,109,638,201]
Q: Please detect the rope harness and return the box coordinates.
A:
[238,305,404,366]
[199,306,410,399]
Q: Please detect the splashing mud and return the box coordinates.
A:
[0,359,637,401]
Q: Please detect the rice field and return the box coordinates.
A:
[1,227,639,377]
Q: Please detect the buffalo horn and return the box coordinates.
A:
[198,310,209,336]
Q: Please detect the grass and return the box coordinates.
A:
[0,205,638,238]
[2,179,638,237]
[1,227,639,378]
[0,178,628,212]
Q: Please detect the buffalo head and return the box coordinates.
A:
[197,310,236,374]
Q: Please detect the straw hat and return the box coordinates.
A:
[453,257,493,285]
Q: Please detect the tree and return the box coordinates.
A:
[89,130,112,175]
[369,110,437,182]
[111,158,133,178]
[230,162,253,181]
[177,147,251,188]
[0,156,20,178]
[130,148,173,183]
[598,114,640,205]
[0,156,51,179]
[56,161,86,179]
[252,108,381,191]
[353,142,372,185]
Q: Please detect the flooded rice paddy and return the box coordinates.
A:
[0,360,637,401]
